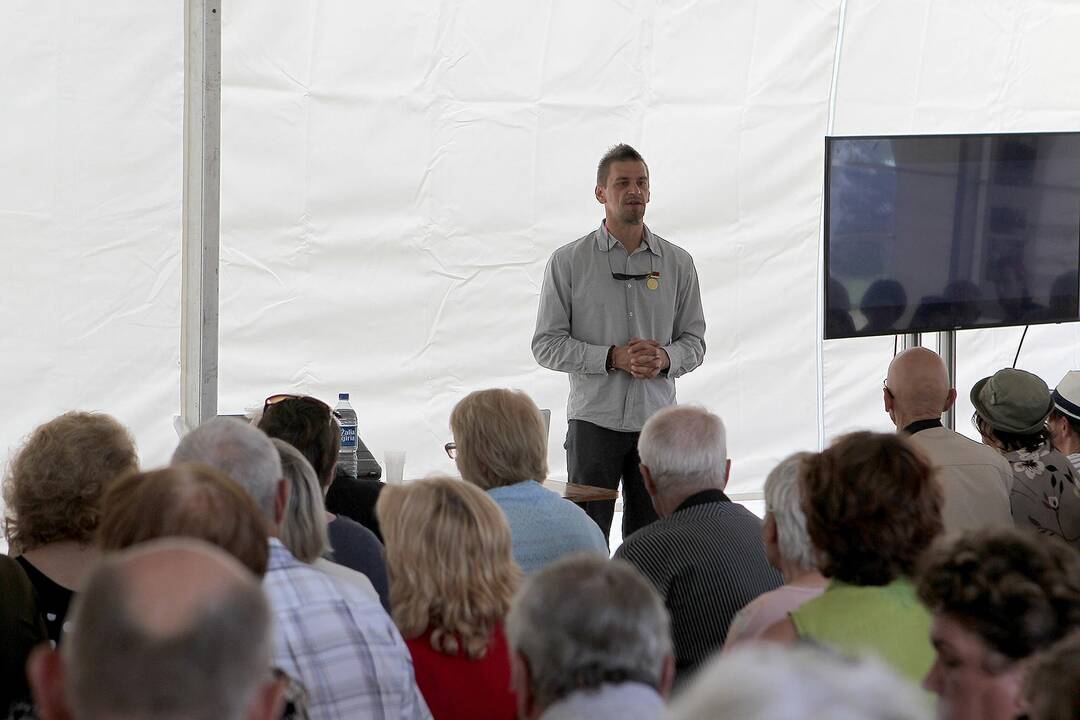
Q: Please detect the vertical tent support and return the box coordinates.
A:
[180,0,221,433]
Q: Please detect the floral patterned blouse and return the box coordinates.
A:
[1006,441,1080,549]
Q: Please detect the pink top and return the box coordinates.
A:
[723,582,827,648]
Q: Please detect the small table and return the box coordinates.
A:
[543,479,618,504]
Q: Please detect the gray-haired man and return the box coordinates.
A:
[28,538,284,720]
[507,553,674,720]
[614,405,782,683]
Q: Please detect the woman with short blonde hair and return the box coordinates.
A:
[449,389,606,572]
[376,476,521,720]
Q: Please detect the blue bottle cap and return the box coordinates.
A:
[338,392,349,400]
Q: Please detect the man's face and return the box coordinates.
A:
[596,160,649,225]
[923,614,1026,720]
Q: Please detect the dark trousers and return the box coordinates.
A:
[566,419,659,545]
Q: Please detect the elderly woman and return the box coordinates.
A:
[723,452,826,647]
[3,412,139,644]
[970,368,1080,549]
[918,527,1080,720]
[449,389,606,572]
[258,394,391,594]
[377,477,521,720]
[763,432,943,685]
[272,438,385,607]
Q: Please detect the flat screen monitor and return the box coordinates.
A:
[824,132,1080,339]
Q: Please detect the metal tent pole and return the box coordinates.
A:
[180,0,221,433]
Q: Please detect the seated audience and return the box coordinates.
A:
[1047,370,1080,475]
[1025,631,1080,720]
[1,554,47,716]
[27,539,284,720]
[885,348,1012,532]
[376,477,521,720]
[258,394,390,591]
[614,406,782,681]
[670,644,931,720]
[763,432,943,686]
[273,438,381,604]
[2,411,138,644]
[449,389,606,572]
[173,418,430,720]
[97,463,269,577]
[724,452,826,647]
[506,554,673,720]
[917,527,1080,720]
[971,368,1080,549]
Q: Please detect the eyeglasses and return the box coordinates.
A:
[444,442,457,460]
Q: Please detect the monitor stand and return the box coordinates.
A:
[897,331,957,432]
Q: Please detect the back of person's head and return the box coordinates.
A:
[98,464,269,577]
[885,347,953,420]
[803,431,942,586]
[273,438,330,564]
[918,527,1080,663]
[669,644,930,720]
[637,405,727,494]
[506,554,672,715]
[1026,631,1080,720]
[763,452,816,572]
[376,476,521,659]
[3,411,138,553]
[29,539,281,720]
[257,395,340,488]
[172,417,282,520]
[449,388,548,490]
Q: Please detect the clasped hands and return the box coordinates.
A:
[612,337,669,379]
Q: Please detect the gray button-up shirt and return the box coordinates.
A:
[532,222,706,432]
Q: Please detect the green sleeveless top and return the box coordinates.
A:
[790,578,933,685]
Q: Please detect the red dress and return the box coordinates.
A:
[405,623,517,720]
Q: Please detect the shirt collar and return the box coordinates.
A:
[903,418,943,435]
[596,220,661,256]
[674,488,731,514]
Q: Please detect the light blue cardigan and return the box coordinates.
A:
[487,480,608,573]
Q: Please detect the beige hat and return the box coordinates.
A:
[970,369,1053,435]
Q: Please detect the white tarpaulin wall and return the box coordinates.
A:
[4,1,1080,522]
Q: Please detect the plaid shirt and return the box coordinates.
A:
[265,539,431,720]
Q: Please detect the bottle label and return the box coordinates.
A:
[340,425,357,450]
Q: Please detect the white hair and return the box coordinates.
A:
[506,554,671,711]
[764,452,817,572]
[669,644,931,720]
[637,406,726,495]
[172,418,282,520]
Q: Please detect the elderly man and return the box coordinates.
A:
[884,347,1013,531]
[27,539,284,720]
[614,406,782,682]
[507,554,674,720]
[173,418,430,720]
[1049,370,1080,475]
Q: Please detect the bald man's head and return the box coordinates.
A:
[885,348,955,426]
[31,539,282,720]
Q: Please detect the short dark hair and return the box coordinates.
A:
[596,144,647,187]
[258,396,340,488]
[917,528,1080,662]
[801,432,943,586]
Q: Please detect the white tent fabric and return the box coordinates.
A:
[3,1,1080,526]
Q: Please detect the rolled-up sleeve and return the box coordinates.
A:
[532,252,610,375]
[663,257,706,379]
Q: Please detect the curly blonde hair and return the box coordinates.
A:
[376,476,522,659]
[3,412,138,552]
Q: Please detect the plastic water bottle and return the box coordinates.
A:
[335,393,358,478]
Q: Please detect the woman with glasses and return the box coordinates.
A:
[377,477,520,720]
[449,388,607,573]
[258,394,391,609]
[970,369,1080,550]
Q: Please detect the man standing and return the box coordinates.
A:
[532,144,706,542]
[883,347,1012,532]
